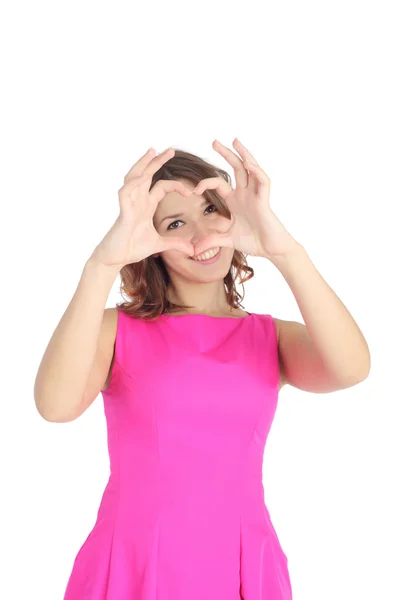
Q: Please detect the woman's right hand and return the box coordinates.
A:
[91,147,194,268]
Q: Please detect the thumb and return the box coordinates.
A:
[193,232,232,257]
[163,237,194,257]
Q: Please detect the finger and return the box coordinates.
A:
[233,138,260,166]
[124,147,174,184]
[158,236,194,257]
[118,174,153,219]
[149,179,192,205]
[142,147,176,179]
[123,148,156,183]
[212,140,248,188]
[118,173,152,198]
[231,138,260,194]
[193,177,232,198]
[192,231,233,257]
[242,161,271,196]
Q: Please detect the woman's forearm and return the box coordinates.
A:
[34,256,120,422]
[269,243,371,381]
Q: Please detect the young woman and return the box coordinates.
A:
[34,139,370,599]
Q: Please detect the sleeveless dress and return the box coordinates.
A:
[63,309,292,600]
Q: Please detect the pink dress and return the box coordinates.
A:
[63,310,292,599]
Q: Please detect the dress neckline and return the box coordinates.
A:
[161,312,253,320]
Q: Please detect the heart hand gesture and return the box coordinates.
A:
[191,139,299,261]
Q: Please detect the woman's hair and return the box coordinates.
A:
[116,148,254,321]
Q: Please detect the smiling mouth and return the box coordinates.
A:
[189,247,222,263]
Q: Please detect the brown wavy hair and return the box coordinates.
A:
[116,148,254,321]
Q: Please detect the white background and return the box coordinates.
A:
[1,0,399,598]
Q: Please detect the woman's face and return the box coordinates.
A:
[152,179,235,283]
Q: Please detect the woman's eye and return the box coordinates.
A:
[167,204,217,230]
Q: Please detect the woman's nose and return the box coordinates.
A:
[190,227,216,247]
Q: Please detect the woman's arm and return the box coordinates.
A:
[270,243,371,392]
[34,256,120,422]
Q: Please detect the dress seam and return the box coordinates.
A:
[153,388,161,600]
[244,316,272,454]
[103,399,121,597]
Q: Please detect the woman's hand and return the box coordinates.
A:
[91,147,194,268]
[191,138,299,261]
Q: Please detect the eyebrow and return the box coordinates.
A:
[158,198,210,225]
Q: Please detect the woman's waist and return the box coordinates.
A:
[105,460,266,512]
[110,446,264,479]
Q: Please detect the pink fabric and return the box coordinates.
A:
[63,310,292,599]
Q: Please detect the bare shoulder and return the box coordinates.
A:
[271,316,283,343]
[99,307,119,391]
[104,306,119,329]
[78,307,120,410]
[103,304,119,347]
[101,307,119,352]
[271,317,286,390]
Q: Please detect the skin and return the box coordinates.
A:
[152,178,246,317]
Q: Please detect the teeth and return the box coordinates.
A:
[192,247,220,261]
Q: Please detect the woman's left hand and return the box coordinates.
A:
[191,138,300,261]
